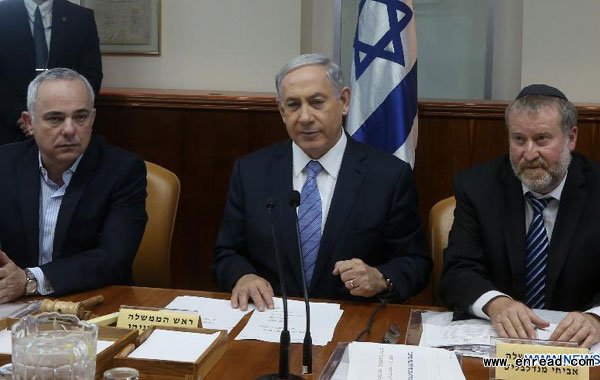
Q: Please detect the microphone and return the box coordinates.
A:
[257,198,301,380]
[289,190,313,375]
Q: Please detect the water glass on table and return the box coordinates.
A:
[11,312,98,379]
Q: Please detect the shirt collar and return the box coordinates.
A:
[521,171,568,201]
[38,152,83,186]
[292,128,347,179]
[24,0,53,22]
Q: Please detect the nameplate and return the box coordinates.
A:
[494,341,589,380]
[116,306,200,331]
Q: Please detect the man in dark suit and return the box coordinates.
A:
[441,84,600,348]
[0,67,146,302]
[0,0,102,145]
[212,54,430,311]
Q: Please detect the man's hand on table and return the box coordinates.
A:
[333,258,388,297]
[231,274,274,312]
[484,296,549,339]
[0,251,26,303]
[550,312,600,348]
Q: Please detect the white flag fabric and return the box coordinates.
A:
[346,0,418,167]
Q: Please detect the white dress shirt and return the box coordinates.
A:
[29,152,82,295]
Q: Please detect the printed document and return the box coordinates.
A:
[419,310,600,358]
[347,342,465,380]
[235,297,343,346]
[166,295,253,333]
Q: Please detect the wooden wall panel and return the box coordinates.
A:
[92,90,600,304]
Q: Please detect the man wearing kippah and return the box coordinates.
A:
[441,84,600,347]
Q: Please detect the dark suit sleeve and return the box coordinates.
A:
[375,165,431,302]
[41,158,147,295]
[212,160,259,291]
[77,9,103,95]
[440,174,498,313]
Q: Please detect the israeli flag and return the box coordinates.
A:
[346,0,418,168]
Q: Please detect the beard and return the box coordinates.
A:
[510,141,572,194]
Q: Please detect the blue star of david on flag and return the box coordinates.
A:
[354,0,413,79]
[347,0,419,167]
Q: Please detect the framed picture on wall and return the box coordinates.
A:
[80,0,161,55]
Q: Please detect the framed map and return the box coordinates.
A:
[81,0,161,55]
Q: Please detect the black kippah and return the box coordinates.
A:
[515,84,568,101]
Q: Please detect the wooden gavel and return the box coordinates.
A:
[39,295,104,320]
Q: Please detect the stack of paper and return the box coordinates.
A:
[347,342,465,380]
[166,296,254,333]
[129,330,220,362]
[419,310,600,358]
[235,297,343,346]
[420,311,495,348]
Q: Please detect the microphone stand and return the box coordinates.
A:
[256,199,301,380]
[289,190,313,374]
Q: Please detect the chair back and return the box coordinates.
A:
[429,196,456,304]
[133,161,180,288]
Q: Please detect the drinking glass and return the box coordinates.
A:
[11,312,98,380]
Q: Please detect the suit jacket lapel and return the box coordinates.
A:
[52,136,100,257]
[48,0,67,67]
[269,141,304,290]
[546,156,586,301]
[309,138,366,291]
[501,161,527,300]
[17,142,41,265]
[11,0,36,72]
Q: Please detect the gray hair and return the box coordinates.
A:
[275,54,344,101]
[505,95,578,135]
[27,68,95,118]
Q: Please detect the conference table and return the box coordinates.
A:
[59,286,600,379]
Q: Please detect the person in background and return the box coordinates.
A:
[0,0,103,144]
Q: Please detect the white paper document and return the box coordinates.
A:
[420,311,496,348]
[0,329,10,354]
[0,300,41,319]
[419,310,600,358]
[235,297,343,346]
[347,342,465,380]
[1,330,109,356]
[166,295,254,333]
[0,329,112,356]
[96,340,113,355]
[129,329,220,363]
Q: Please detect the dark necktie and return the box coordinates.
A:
[524,192,552,309]
[298,160,323,287]
[34,6,48,69]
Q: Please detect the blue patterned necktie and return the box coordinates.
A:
[34,6,48,69]
[524,192,552,309]
[298,160,323,287]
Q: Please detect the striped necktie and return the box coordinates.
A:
[34,6,48,69]
[524,192,552,309]
[298,160,323,287]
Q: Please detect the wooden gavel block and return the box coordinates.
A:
[39,295,104,320]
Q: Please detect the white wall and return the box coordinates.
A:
[98,0,600,102]
[522,0,600,102]
[301,0,335,57]
[100,0,301,92]
[491,0,523,100]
